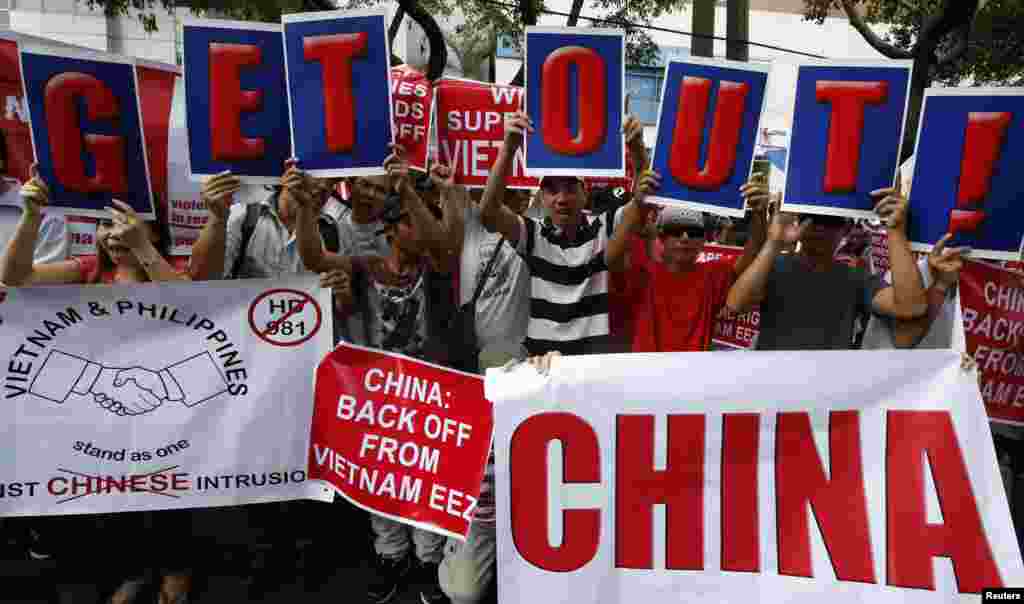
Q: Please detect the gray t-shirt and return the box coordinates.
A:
[756,255,884,350]
[459,205,530,359]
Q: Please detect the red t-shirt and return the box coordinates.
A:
[630,243,736,352]
[73,255,117,284]
[608,236,651,352]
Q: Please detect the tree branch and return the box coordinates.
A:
[839,0,913,59]
[919,0,978,46]
[399,0,448,81]
[566,0,585,27]
[936,24,970,65]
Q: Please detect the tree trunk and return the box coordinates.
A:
[691,0,716,58]
[726,0,749,61]
[901,47,933,163]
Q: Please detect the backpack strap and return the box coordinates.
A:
[318,216,340,254]
[229,203,262,279]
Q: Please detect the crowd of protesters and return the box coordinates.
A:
[0,105,1015,604]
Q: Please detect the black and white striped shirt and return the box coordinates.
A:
[517,209,621,355]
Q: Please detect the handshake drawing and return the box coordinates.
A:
[30,350,230,416]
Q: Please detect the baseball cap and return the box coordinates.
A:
[540,175,586,191]
[657,206,707,232]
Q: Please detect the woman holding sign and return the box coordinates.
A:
[0,166,187,286]
[0,166,193,604]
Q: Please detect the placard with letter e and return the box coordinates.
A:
[649,58,769,218]
[524,27,625,178]
[907,88,1024,261]
[183,19,291,184]
[282,8,393,177]
[19,45,154,218]
[781,61,912,220]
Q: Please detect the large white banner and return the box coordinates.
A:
[489,350,1024,603]
[0,276,333,516]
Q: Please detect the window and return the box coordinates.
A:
[497,33,520,59]
[626,70,663,125]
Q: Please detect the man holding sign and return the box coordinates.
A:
[726,182,927,349]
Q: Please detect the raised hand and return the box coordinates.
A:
[740,175,771,214]
[201,171,241,221]
[320,268,353,310]
[20,164,49,216]
[871,183,909,233]
[928,233,969,290]
[106,200,149,251]
[623,115,644,154]
[429,161,456,192]
[384,144,412,193]
[503,111,534,150]
[282,161,316,210]
[767,212,810,246]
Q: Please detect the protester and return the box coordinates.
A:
[0,167,193,604]
[607,167,768,352]
[479,111,649,356]
[725,183,928,349]
[294,144,453,604]
[0,174,69,266]
[0,167,185,286]
[335,176,392,258]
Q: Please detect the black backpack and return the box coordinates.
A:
[230,203,340,279]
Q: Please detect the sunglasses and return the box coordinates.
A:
[660,225,707,239]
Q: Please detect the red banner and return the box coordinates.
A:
[309,344,494,539]
[391,65,432,172]
[696,243,762,350]
[434,78,539,189]
[960,259,1024,424]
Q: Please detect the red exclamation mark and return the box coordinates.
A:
[948,112,1012,236]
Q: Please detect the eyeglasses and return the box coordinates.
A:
[660,225,707,239]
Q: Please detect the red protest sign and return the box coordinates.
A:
[390,65,432,171]
[960,259,1024,424]
[434,77,539,189]
[310,344,494,539]
[698,243,761,349]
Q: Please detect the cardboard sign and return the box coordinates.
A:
[282,9,393,177]
[524,27,625,178]
[695,243,761,349]
[649,58,769,218]
[433,77,538,189]
[66,215,98,257]
[182,19,292,184]
[390,65,432,172]
[310,344,494,540]
[907,88,1024,261]
[19,45,155,219]
[490,350,1024,603]
[960,259,1024,424]
[781,61,912,220]
[167,190,209,257]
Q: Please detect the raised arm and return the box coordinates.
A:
[1,168,81,286]
[607,170,658,273]
[624,115,649,176]
[431,161,471,261]
[869,186,928,320]
[188,171,240,280]
[891,233,965,348]
[480,112,533,244]
[726,212,809,314]
[735,176,771,277]
[107,200,189,282]
[387,145,453,274]
[287,165,352,275]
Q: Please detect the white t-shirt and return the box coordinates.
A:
[335,205,389,258]
[460,205,530,358]
[0,182,70,265]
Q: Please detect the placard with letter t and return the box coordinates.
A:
[781,60,912,220]
[282,8,393,177]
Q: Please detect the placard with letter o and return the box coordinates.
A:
[525,27,625,178]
